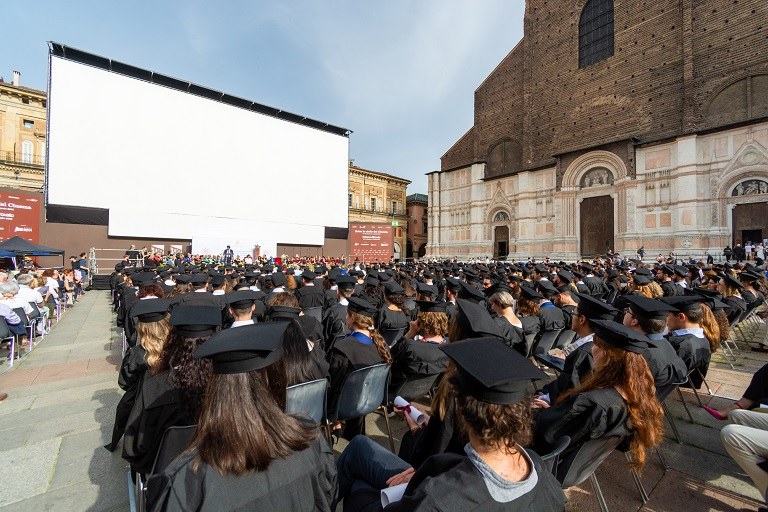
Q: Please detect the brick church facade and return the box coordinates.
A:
[427,0,768,261]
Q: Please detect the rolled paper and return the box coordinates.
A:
[381,483,408,507]
[394,396,426,425]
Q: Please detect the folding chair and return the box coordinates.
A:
[540,435,571,476]
[533,329,562,356]
[555,329,578,349]
[11,307,34,354]
[131,425,196,512]
[0,317,17,368]
[286,378,328,426]
[656,377,688,444]
[326,363,395,452]
[559,436,625,512]
[389,372,442,403]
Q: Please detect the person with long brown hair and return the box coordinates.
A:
[327,296,392,440]
[147,322,337,511]
[533,320,665,476]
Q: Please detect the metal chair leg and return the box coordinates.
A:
[662,401,682,443]
[380,405,395,452]
[625,452,650,503]
[590,473,610,512]
[676,387,696,423]
[655,446,670,470]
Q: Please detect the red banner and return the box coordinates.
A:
[349,223,393,261]
[0,192,41,243]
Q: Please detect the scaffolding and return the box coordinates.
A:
[89,247,144,275]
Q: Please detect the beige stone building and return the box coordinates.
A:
[0,72,46,191]
[348,162,410,260]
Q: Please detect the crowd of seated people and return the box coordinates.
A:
[104,253,768,511]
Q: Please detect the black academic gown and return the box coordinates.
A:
[146,437,337,512]
[389,338,449,396]
[533,388,630,483]
[665,333,711,372]
[538,303,567,332]
[642,334,688,389]
[107,345,148,450]
[295,284,326,310]
[661,280,684,297]
[122,371,195,475]
[723,295,747,324]
[494,318,528,356]
[520,315,541,357]
[385,450,565,512]
[321,302,349,350]
[375,307,409,332]
[398,396,465,469]
[541,342,594,403]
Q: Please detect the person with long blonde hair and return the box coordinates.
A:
[533,320,664,475]
[327,296,392,440]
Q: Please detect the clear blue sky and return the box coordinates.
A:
[2,1,525,193]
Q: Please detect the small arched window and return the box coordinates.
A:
[579,0,614,69]
[494,211,510,222]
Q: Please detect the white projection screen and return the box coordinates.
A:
[47,49,349,245]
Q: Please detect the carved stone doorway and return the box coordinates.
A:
[494,226,509,259]
[580,195,614,257]
[732,203,768,245]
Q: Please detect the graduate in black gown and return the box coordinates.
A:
[105,298,170,451]
[718,273,748,323]
[146,322,337,512]
[661,295,712,375]
[122,305,221,475]
[322,275,356,349]
[336,337,565,511]
[533,320,665,482]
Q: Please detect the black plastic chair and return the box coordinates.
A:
[533,329,562,356]
[555,329,578,349]
[11,307,34,354]
[390,372,442,403]
[326,363,394,452]
[132,424,196,512]
[540,435,571,476]
[656,377,688,444]
[303,307,323,323]
[559,436,625,512]
[286,378,328,426]
[382,326,407,348]
[0,317,17,367]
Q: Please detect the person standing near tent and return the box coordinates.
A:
[77,252,89,292]
[71,255,84,299]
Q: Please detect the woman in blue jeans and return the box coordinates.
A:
[335,337,565,511]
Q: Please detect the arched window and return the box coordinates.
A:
[579,0,614,69]
[493,211,510,222]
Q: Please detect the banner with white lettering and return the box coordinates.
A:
[0,192,41,242]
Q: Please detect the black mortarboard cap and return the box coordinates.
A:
[170,305,222,337]
[632,274,652,286]
[456,298,503,338]
[271,272,286,287]
[364,275,379,287]
[132,298,170,323]
[383,281,404,294]
[194,322,288,374]
[301,269,317,280]
[174,274,191,284]
[519,284,544,301]
[131,271,157,285]
[268,305,300,319]
[456,280,486,303]
[536,280,559,297]
[347,297,377,318]
[574,293,617,320]
[336,275,356,289]
[416,282,436,297]
[720,273,744,290]
[557,270,574,284]
[440,337,546,404]
[590,319,654,354]
[226,290,260,308]
[190,273,209,285]
[210,274,225,287]
[661,295,704,313]
[622,294,676,320]
[414,300,448,314]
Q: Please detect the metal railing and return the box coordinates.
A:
[348,205,407,216]
[0,151,44,166]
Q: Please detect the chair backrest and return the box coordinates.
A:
[534,329,562,356]
[303,307,323,322]
[335,363,390,421]
[382,326,406,347]
[392,373,441,403]
[12,307,29,327]
[150,425,196,475]
[656,377,687,402]
[286,378,328,425]
[0,316,11,339]
[555,329,578,349]
[540,435,571,476]
[560,436,624,487]
[27,302,40,320]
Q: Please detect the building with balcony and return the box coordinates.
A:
[406,193,428,259]
[0,72,46,191]
[348,162,410,260]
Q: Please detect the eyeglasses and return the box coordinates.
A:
[624,307,634,317]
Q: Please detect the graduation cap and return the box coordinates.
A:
[622,294,676,320]
[456,298,503,338]
[661,295,704,313]
[271,272,287,287]
[132,298,170,323]
[456,280,485,303]
[131,272,157,286]
[632,274,652,286]
[444,277,461,291]
[364,275,379,287]
[483,282,514,298]
[194,322,288,374]
[190,274,209,285]
[557,270,574,284]
[416,282,437,297]
[536,280,559,298]
[174,274,192,284]
[226,290,260,308]
[414,300,448,314]
[383,281,405,294]
[268,305,300,319]
[336,275,356,290]
[347,297,377,318]
[210,274,226,287]
[171,306,222,337]
[534,264,548,274]
[423,271,435,279]
[519,284,544,301]
[634,267,652,276]
[301,269,317,281]
[573,293,617,320]
[589,319,654,354]
[440,337,546,404]
[673,265,688,277]
[719,273,744,290]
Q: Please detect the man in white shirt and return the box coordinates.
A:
[226,290,259,327]
[16,273,48,333]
